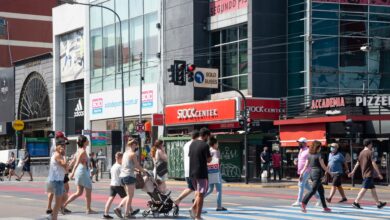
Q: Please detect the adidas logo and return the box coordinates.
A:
[74,99,84,117]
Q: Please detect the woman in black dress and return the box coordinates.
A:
[299,140,331,213]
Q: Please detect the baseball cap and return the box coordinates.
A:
[55,131,69,144]
[297,137,307,143]
[56,137,67,146]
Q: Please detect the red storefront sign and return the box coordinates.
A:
[210,0,248,16]
[313,0,390,6]
[280,123,327,147]
[208,122,240,130]
[165,99,237,126]
[152,114,164,126]
[242,98,281,120]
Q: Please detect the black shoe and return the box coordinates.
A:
[131,209,140,216]
[102,214,114,219]
[377,202,387,209]
[216,207,227,211]
[352,202,362,209]
[338,198,348,203]
[46,209,52,214]
[113,208,123,218]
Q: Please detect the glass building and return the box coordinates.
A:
[288,0,390,97]
[89,0,160,93]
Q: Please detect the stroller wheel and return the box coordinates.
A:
[142,210,149,217]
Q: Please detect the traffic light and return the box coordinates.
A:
[186,64,196,82]
[238,116,245,127]
[175,60,186,86]
[246,117,252,133]
[345,119,353,137]
[168,65,176,84]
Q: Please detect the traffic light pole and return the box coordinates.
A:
[221,83,249,184]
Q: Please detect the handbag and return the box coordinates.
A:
[156,160,168,177]
[135,172,145,189]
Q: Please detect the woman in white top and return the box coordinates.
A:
[47,139,67,220]
[119,138,146,218]
[151,140,168,193]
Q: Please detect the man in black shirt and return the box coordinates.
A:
[18,147,33,181]
[260,146,272,180]
[189,127,212,220]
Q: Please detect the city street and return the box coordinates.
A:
[0,179,389,220]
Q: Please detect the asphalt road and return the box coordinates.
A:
[0,178,390,220]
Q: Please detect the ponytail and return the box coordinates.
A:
[77,135,88,148]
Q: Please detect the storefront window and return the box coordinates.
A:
[65,80,84,135]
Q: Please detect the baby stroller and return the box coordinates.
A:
[141,171,179,218]
[0,162,6,181]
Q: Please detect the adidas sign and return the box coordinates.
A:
[74,99,84,117]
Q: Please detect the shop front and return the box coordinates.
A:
[275,94,390,185]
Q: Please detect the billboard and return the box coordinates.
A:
[60,29,84,83]
[0,67,15,131]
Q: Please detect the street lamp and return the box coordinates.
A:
[62,0,126,153]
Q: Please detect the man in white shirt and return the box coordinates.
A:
[103,152,128,219]
[174,130,200,207]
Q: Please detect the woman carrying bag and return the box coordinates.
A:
[151,140,168,193]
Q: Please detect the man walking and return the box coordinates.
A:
[189,128,212,220]
[292,137,320,206]
[326,143,348,203]
[260,147,272,180]
[174,130,200,207]
[18,147,33,181]
[349,139,387,209]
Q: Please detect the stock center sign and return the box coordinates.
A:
[194,68,219,89]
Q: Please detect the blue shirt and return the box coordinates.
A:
[328,152,345,174]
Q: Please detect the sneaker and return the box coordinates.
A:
[292,201,301,207]
[114,208,123,218]
[326,198,331,203]
[301,203,307,213]
[124,214,135,219]
[338,198,348,203]
[131,209,140,216]
[46,209,52,215]
[352,202,362,209]
[377,202,387,209]
[216,207,227,211]
[189,209,195,219]
[323,207,332,213]
[315,201,321,207]
[102,214,114,219]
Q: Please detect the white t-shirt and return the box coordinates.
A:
[208,148,221,184]
[183,140,193,178]
[110,163,121,186]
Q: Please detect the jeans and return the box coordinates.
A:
[205,182,222,208]
[302,169,327,208]
[297,171,319,203]
[273,167,281,181]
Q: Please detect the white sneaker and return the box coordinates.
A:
[315,201,321,207]
[292,201,301,207]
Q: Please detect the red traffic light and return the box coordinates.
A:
[187,64,196,72]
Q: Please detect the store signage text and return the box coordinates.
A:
[210,0,248,16]
[177,108,218,119]
[356,96,390,106]
[311,97,345,110]
[242,99,281,120]
[313,0,390,6]
[74,99,84,117]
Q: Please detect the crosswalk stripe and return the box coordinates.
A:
[329,206,390,216]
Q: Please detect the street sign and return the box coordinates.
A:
[193,68,219,89]
[136,122,145,132]
[12,120,24,131]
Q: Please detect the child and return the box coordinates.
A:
[205,136,227,211]
[103,152,128,219]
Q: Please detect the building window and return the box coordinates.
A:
[211,24,248,92]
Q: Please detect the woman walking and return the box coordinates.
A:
[119,138,146,218]
[47,138,68,220]
[326,143,349,203]
[300,140,331,213]
[151,139,168,193]
[7,152,20,181]
[63,135,96,214]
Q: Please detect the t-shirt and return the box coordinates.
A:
[207,148,221,184]
[260,151,271,163]
[308,153,322,170]
[91,157,97,169]
[328,152,345,174]
[110,163,122,186]
[358,149,374,178]
[24,152,31,166]
[183,140,193,178]
[297,147,311,174]
[272,153,281,168]
[189,139,211,179]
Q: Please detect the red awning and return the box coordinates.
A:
[280,123,326,147]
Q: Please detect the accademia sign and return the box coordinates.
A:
[311,97,345,110]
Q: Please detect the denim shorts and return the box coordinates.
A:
[49,181,65,196]
[362,177,375,189]
[186,177,195,191]
[120,176,136,185]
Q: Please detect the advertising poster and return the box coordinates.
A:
[60,29,84,82]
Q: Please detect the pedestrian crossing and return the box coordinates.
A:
[31,205,390,220]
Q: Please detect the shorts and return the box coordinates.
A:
[63,174,69,184]
[110,186,127,198]
[22,164,31,172]
[120,176,136,185]
[192,178,209,194]
[362,177,375,189]
[48,181,65,196]
[331,173,342,187]
[186,177,195,191]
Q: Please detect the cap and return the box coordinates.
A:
[55,131,69,144]
[297,137,307,143]
[56,137,67,146]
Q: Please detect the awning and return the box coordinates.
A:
[280,123,326,147]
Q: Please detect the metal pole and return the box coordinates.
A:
[139,52,143,161]
[350,138,354,187]
[63,1,126,152]
[221,83,248,184]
